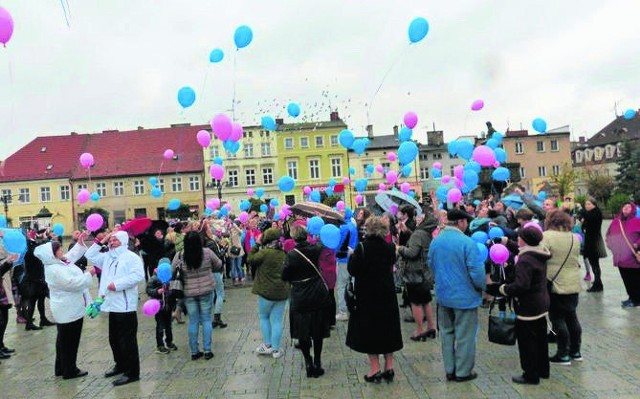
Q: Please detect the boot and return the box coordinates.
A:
[40,318,56,327]
[304,355,314,378]
[313,357,325,378]
[213,313,228,329]
[25,323,42,331]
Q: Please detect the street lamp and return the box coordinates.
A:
[211,179,230,201]
[0,194,18,222]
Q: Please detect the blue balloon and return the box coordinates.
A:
[209,48,224,63]
[151,187,162,198]
[157,263,172,284]
[325,187,334,196]
[320,224,341,249]
[218,207,229,217]
[0,215,7,228]
[177,86,196,108]
[488,226,504,240]
[623,109,637,120]
[409,191,416,198]
[234,25,253,49]
[464,161,482,173]
[255,188,265,198]
[398,141,418,165]
[328,178,336,187]
[278,176,295,193]
[287,102,301,118]
[408,17,429,43]
[448,141,459,156]
[457,141,474,160]
[349,167,356,175]
[436,185,449,202]
[398,127,413,142]
[310,190,321,203]
[52,223,64,237]
[636,207,640,218]
[339,129,355,149]
[167,198,181,211]
[204,208,213,216]
[494,148,507,163]
[365,164,374,174]
[1,228,27,264]
[532,117,547,133]
[261,115,276,131]
[476,243,489,262]
[239,200,251,211]
[270,199,279,207]
[431,168,442,179]
[273,213,280,221]
[344,207,353,220]
[472,231,489,244]
[225,140,240,154]
[463,170,479,187]
[90,192,100,202]
[401,164,412,177]
[213,156,223,165]
[307,216,325,235]
[473,199,481,206]
[352,139,367,155]
[486,138,500,149]
[148,177,158,186]
[259,204,268,213]
[492,167,510,182]
[493,132,504,143]
[538,191,547,200]
[354,179,368,193]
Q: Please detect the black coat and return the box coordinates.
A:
[582,207,604,258]
[346,235,403,354]
[281,241,325,312]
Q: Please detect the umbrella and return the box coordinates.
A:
[289,202,344,225]
[375,191,422,216]
[121,217,152,236]
[500,194,524,209]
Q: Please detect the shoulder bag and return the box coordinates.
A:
[547,235,574,294]
[170,253,185,299]
[619,219,640,263]
[487,299,516,346]
[344,243,362,313]
[290,249,329,311]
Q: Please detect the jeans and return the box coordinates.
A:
[335,261,349,314]
[549,293,581,357]
[437,305,478,378]
[213,272,225,314]
[230,257,244,280]
[185,292,214,353]
[257,296,287,351]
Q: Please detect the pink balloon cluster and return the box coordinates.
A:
[211,114,233,141]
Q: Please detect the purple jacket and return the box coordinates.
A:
[606,203,640,269]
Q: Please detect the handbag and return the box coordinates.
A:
[487,300,516,346]
[344,243,363,313]
[229,245,241,256]
[169,253,185,299]
[290,249,329,312]
[618,219,640,263]
[547,235,574,294]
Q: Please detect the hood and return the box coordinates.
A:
[108,231,130,258]
[518,245,552,261]
[469,217,491,232]
[261,228,281,245]
[619,202,638,222]
[417,217,439,234]
[33,242,58,265]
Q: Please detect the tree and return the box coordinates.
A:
[607,192,631,217]
[615,139,640,200]
[167,204,195,220]
[549,163,577,198]
[585,173,616,205]
[248,198,264,213]
[322,194,341,208]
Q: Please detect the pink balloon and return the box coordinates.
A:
[77,189,90,205]
[386,170,398,184]
[278,210,286,220]
[490,244,509,264]
[0,7,14,46]
[206,198,221,210]
[224,203,232,211]
[400,182,411,194]
[336,201,346,211]
[472,145,496,167]
[403,111,418,129]
[163,149,174,159]
[433,162,442,170]
[471,99,484,111]
[493,161,501,168]
[454,165,464,180]
[355,194,363,205]
[210,164,225,180]
[86,213,104,231]
[247,188,255,197]
[378,183,386,190]
[142,299,161,317]
[447,188,462,203]
[442,175,451,184]
[79,153,94,168]
[524,222,543,233]
[342,177,350,185]
[389,203,399,215]
[303,186,312,195]
[211,113,233,141]
[375,164,385,174]
[238,211,249,224]
[196,130,211,148]
[454,178,464,190]
[229,122,243,142]
[387,152,398,162]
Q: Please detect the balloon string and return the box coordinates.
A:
[232,50,237,121]
[60,0,71,28]
[366,45,411,125]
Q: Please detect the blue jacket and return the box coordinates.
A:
[428,227,486,309]
[336,221,358,263]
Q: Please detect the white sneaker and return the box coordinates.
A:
[255,343,273,355]
[336,312,349,321]
[272,349,284,359]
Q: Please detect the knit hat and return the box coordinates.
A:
[518,226,543,246]
[261,228,281,245]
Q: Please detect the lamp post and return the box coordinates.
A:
[211,179,230,201]
[0,194,18,222]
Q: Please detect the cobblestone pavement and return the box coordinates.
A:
[2,224,640,398]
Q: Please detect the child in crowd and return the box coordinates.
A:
[146,258,177,354]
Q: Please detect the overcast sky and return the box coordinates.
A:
[1,0,639,159]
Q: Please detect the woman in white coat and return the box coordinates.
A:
[34,234,96,379]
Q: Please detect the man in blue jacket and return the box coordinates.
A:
[428,209,486,382]
[335,209,358,321]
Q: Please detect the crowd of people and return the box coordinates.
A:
[0,187,639,388]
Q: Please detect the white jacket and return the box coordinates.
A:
[85,231,145,313]
[34,242,93,324]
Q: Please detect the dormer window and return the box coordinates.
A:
[46,164,53,170]
[40,147,47,152]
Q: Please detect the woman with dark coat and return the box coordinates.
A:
[282,224,331,378]
[582,198,606,292]
[346,216,403,383]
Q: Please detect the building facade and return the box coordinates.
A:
[418,130,461,197]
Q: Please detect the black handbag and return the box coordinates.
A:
[170,254,185,299]
[488,300,516,346]
[229,245,241,256]
[345,277,357,312]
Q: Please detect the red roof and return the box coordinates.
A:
[1,125,207,183]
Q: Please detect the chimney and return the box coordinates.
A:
[426,130,444,146]
[137,126,144,130]
[275,118,284,125]
[366,125,374,139]
[330,111,340,121]
[102,129,119,134]
[170,123,191,128]
[393,125,399,137]
[579,136,585,144]
[70,132,77,135]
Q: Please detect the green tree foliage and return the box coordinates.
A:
[615,139,640,201]
[586,173,616,205]
[549,163,577,198]
[607,192,632,217]
[322,194,341,207]
[248,198,264,213]
[166,204,195,220]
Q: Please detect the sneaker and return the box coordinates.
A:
[272,350,284,359]
[549,354,571,365]
[570,352,583,361]
[156,346,170,354]
[167,343,178,351]
[336,312,349,321]
[255,343,273,355]
[621,300,640,308]
[583,273,592,282]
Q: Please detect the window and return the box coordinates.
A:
[133,180,145,195]
[245,169,256,186]
[448,153,457,159]
[364,165,373,178]
[536,141,545,152]
[330,158,342,177]
[309,159,320,179]
[552,165,560,175]
[262,167,273,185]
[550,140,559,151]
[450,165,455,175]
[575,151,583,163]
[538,166,547,177]
[1,189,12,204]
[77,184,87,192]
[209,145,220,159]
[287,160,298,180]
[94,182,106,197]
[171,177,182,192]
[421,168,429,179]
[134,208,147,218]
[605,145,615,159]
[244,143,254,158]
[519,167,526,178]
[330,135,338,146]
[434,153,442,160]
[40,187,51,202]
[157,178,165,193]
[59,185,70,201]
[300,137,309,148]
[315,136,324,147]
[18,188,31,204]
[228,170,239,187]
[113,181,124,196]
[226,150,237,159]
[515,142,524,154]
[261,142,271,156]
[284,138,294,149]
[420,153,428,160]
[189,176,200,191]
[113,210,126,225]
[382,162,390,172]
